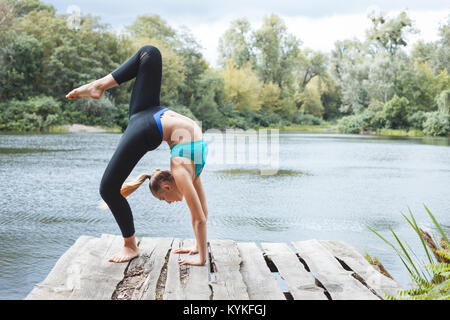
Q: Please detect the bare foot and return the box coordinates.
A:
[108,246,139,263]
[66,81,104,100]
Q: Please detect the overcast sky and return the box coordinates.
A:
[45,1,450,67]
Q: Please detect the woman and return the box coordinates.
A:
[66,45,209,266]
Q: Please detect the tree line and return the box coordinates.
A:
[0,0,449,136]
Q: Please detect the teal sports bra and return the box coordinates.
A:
[170,139,208,177]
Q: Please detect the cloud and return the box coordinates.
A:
[46,1,450,67]
[173,9,449,67]
[47,0,450,22]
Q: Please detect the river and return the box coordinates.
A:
[0,131,449,299]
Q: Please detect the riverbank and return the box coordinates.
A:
[54,123,122,133]
[48,124,122,133]
[265,123,449,138]
[1,122,448,138]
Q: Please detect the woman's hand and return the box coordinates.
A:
[178,257,206,266]
[173,247,199,255]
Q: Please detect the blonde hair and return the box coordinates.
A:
[97,169,175,210]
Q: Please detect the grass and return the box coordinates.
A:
[47,126,70,133]
[376,129,426,137]
[368,204,450,300]
[260,123,430,137]
[261,123,339,133]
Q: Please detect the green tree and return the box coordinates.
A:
[295,49,328,90]
[125,14,178,46]
[0,34,43,100]
[218,18,255,68]
[429,16,450,74]
[0,0,17,44]
[222,60,262,111]
[295,78,324,118]
[12,0,54,17]
[173,26,209,107]
[366,10,416,55]
[260,81,281,112]
[363,51,397,103]
[436,89,450,115]
[331,39,370,113]
[382,95,410,129]
[190,69,226,130]
[253,13,301,87]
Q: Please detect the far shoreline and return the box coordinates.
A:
[1,123,449,139]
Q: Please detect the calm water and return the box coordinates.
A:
[0,131,449,299]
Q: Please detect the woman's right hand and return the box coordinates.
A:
[173,247,199,255]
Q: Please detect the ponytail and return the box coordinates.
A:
[120,173,151,198]
[97,173,151,210]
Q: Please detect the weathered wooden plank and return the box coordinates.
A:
[163,238,183,300]
[163,238,211,300]
[237,242,285,300]
[139,237,173,300]
[261,242,327,300]
[26,235,94,299]
[112,237,173,300]
[68,234,132,299]
[209,239,249,300]
[319,240,402,298]
[28,235,399,301]
[27,234,130,300]
[292,240,380,300]
[181,239,211,299]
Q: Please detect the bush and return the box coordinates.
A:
[407,111,428,130]
[337,108,386,133]
[73,94,115,125]
[382,95,410,129]
[113,103,129,132]
[423,111,450,136]
[337,114,364,134]
[292,112,323,125]
[251,109,283,127]
[0,95,62,132]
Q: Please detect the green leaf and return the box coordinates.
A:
[423,204,449,244]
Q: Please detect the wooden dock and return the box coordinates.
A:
[26,234,402,300]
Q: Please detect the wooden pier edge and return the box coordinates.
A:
[26,235,403,300]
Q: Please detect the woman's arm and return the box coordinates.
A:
[192,177,208,251]
[193,177,208,220]
[172,167,207,266]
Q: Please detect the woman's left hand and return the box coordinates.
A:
[173,247,198,255]
[178,258,206,266]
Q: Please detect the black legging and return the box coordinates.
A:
[99,45,166,238]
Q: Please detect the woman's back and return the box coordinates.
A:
[161,110,203,146]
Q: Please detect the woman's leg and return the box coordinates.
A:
[65,74,117,100]
[99,121,149,262]
[98,45,163,263]
[66,45,162,115]
[66,45,163,262]
[111,45,162,116]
